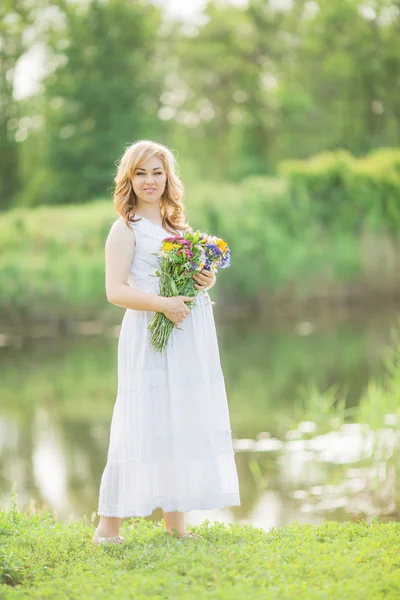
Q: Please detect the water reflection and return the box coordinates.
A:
[0,307,399,529]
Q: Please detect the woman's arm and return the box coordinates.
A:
[105,219,166,312]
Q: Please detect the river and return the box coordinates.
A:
[1,305,399,529]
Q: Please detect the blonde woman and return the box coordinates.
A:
[92,140,240,545]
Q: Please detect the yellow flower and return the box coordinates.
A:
[162,242,173,251]
[216,239,228,252]
[162,242,182,251]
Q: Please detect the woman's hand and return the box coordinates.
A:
[193,269,216,291]
[160,296,192,327]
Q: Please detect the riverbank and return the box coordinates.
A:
[2,173,400,326]
[1,503,399,599]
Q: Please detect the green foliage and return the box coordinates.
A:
[20,0,165,207]
[0,0,36,209]
[279,148,400,233]
[2,149,400,323]
[3,0,400,208]
[161,0,400,181]
[1,501,400,598]
[357,324,400,428]
[0,200,117,322]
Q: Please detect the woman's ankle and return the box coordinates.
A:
[96,516,122,537]
[96,526,120,537]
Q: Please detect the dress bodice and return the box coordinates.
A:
[119,216,181,295]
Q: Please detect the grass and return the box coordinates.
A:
[1,499,400,599]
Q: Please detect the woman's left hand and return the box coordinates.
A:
[193,269,216,291]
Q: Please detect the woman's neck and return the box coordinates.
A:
[134,208,162,224]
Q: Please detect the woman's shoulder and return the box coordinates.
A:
[113,215,163,243]
[113,216,142,230]
[108,217,138,241]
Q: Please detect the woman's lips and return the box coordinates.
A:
[144,188,156,193]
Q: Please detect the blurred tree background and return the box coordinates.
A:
[2,0,399,209]
[1,0,400,323]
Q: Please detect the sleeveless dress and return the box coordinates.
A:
[97,215,241,517]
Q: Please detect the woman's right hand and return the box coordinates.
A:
[160,296,193,327]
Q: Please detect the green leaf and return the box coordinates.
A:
[166,272,178,296]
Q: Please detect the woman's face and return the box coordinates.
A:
[131,156,167,208]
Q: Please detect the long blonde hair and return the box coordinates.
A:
[113,139,191,234]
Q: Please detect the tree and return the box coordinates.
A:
[0,0,34,209]
[28,0,165,205]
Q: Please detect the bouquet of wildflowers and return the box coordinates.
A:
[148,230,230,353]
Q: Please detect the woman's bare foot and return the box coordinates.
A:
[92,516,123,545]
[166,529,199,539]
[178,531,200,540]
[92,528,125,545]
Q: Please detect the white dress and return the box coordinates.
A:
[97,215,241,517]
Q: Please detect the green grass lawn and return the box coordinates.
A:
[1,507,399,599]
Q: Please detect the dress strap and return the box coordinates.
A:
[118,215,180,239]
[127,215,167,240]
[118,215,145,231]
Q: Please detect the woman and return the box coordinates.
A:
[93,139,240,545]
